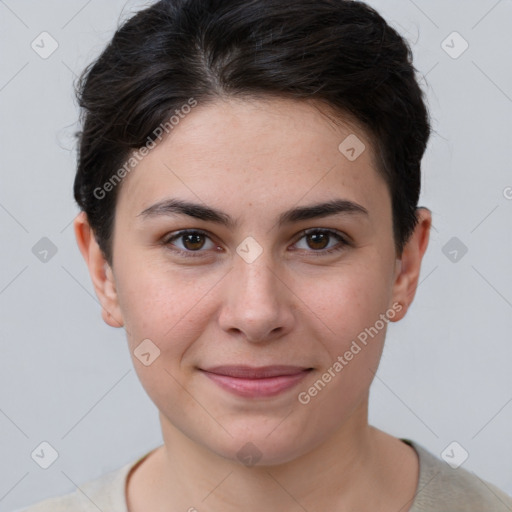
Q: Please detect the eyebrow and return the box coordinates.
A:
[137,198,368,229]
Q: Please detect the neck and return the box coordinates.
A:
[131,399,410,511]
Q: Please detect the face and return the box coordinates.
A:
[78,97,424,466]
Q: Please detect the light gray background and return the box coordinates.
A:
[1,0,511,510]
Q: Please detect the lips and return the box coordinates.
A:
[199,365,313,398]
[202,365,311,378]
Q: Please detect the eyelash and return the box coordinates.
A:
[162,228,350,259]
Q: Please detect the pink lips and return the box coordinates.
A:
[200,365,312,398]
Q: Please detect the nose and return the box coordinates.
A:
[217,252,295,344]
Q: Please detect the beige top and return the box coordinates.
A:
[16,439,512,512]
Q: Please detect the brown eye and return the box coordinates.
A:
[294,229,349,255]
[306,231,330,250]
[163,229,218,257]
[181,232,206,250]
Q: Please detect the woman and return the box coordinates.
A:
[18,0,512,510]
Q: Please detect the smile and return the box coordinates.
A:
[199,366,313,398]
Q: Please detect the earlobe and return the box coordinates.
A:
[389,208,432,322]
[73,212,124,328]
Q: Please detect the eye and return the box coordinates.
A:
[163,229,219,258]
[292,228,349,256]
[162,228,350,259]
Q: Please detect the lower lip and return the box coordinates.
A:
[201,370,311,398]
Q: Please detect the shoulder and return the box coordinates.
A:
[404,439,512,512]
[15,450,154,512]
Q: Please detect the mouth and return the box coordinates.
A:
[199,365,313,398]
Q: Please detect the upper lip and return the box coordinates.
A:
[200,365,312,379]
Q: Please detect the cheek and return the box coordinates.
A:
[296,269,392,415]
[299,260,392,345]
[115,260,220,356]
[116,266,211,404]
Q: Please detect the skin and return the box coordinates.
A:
[75,96,431,511]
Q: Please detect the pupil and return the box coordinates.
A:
[308,232,328,250]
[184,233,203,250]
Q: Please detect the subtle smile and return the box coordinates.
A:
[199,365,313,398]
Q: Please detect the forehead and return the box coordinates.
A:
[116,96,387,219]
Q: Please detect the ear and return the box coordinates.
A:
[389,207,432,322]
[73,211,124,328]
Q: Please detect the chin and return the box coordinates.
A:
[202,423,316,467]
